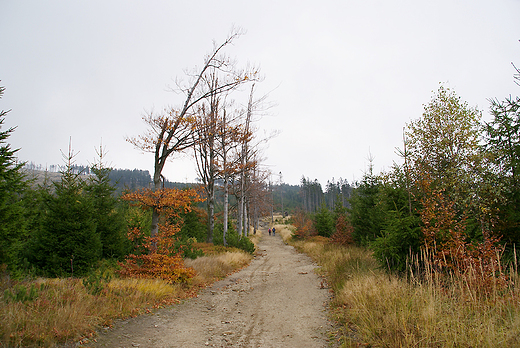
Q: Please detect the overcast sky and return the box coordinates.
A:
[1,1,519,186]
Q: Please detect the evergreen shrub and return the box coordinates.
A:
[371,210,422,273]
[213,223,255,254]
[313,203,335,237]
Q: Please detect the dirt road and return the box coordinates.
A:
[91,231,334,347]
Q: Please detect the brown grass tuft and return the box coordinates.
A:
[248,228,262,248]
[272,223,295,243]
[186,251,253,286]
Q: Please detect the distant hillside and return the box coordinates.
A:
[23,168,305,214]
[108,168,152,192]
[23,169,64,188]
[23,168,192,194]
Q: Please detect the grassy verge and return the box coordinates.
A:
[185,248,253,286]
[286,233,520,347]
[0,245,253,347]
[247,227,262,249]
[272,223,295,244]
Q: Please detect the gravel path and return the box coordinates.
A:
[91,230,334,347]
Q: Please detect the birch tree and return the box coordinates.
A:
[405,84,482,206]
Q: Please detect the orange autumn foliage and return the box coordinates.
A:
[123,187,202,219]
[117,253,195,284]
[292,209,314,239]
[419,180,509,294]
[119,188,204,283]
[330,215,354,246]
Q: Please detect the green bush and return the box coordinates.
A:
[177,207,207,243]
[82,264,112,295]
[3,283,39,303]
[235,235,255,254]
[313,203,335,237]
[174,236,204,259]
[213,223,255,254]
[371,209,422,273]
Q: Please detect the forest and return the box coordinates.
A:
[3,68,520,277]
[1,27,520,346]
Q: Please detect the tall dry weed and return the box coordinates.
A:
[272,224,295,243]
[248,228,262,248]
[337,266,520,347]
[290,236,520,347]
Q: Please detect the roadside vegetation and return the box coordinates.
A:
[283,226,520,347]
[284,66,520,347]
[0,31,267,347]
[0,244,253,347]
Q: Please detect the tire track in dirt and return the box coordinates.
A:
[91,229,334,347]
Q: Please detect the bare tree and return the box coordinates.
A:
[127,28,256,241]
[236,85,255,236]
[193,71,225,243]
[228,83,279,237]
[216,106,247,245]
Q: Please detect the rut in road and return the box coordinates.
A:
[91,229,333,347]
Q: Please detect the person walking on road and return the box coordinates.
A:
[268,228,271,236]
[272,227,276,236]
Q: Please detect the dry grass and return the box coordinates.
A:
[186,251,253,286]
[248,227,262,249]
[272,223,295,244]
[291,237,520,348]
[0,277,183,347]
[0,248,253,347]
[336,269,520,347]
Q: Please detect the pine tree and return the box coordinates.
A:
[313,203,334,237]
[485,95,520,248]
[0,84,28,269]
[348,167,385,245]
[32,143,101,276]
[85,145,128,259]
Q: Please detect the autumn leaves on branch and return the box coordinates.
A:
[120,28,271,282]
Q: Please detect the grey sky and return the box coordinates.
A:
[1,1,519,185]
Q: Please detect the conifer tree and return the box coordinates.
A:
[32,142,101,276]
[348,163,385,245]
[484,94,520,247]
[313,203,334,237]
[0,84,28,269]
[85,144,127,259]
